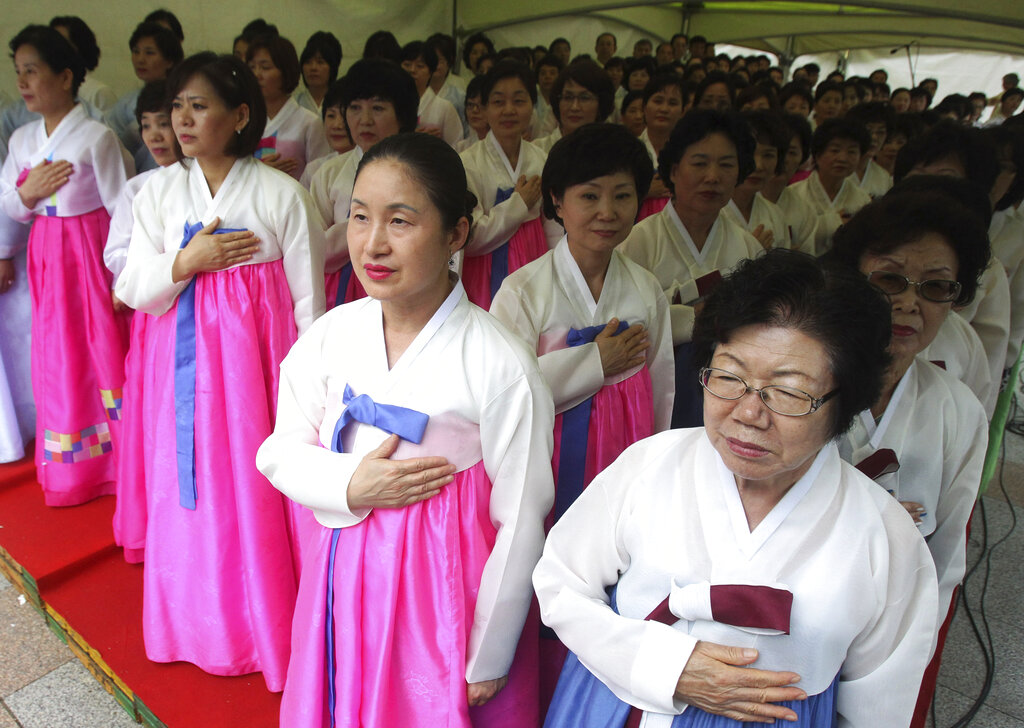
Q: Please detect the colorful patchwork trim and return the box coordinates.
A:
[100,388,123,421]
[43,423,112,463]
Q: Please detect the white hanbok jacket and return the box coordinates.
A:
[779,171,871,255]
[534,429,938,727]
[722,194,791,249]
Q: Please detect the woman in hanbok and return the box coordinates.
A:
[104,22,182,174]
[533,61,615,154]
[309,59,419,308]
[0,213,33,464]
[400,41,464,147]
[535,249,938,728]
[115,52,325,689]
[104,80,178,563]
[0,25,129,506]
[827,187,988,728]
[256,132,555,727]
[298,81,355,190]
[722,111,791,249]
[247,35,330,181]
[637,75,685,221]
[491,123,674,710]
[460,60,562,308]
[620,110,762,428]
[294,32,342,116]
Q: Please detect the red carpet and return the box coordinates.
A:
[0,451,280,727]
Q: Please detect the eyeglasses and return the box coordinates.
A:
[866,270,961,303]
[557,92,597,106]
[698,367,838,416]
[465,102,482,112]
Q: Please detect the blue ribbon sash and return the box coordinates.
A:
[489,187,515,299]
[174,221,247,510]
[325,385,429,727]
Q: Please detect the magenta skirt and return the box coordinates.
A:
[282,459,539,728]
[540,369,655,711]
[462,218,549,309]
[637,196,669,222]
[27,209,129,506]
[140,260,300,691]
[112,310,152,563]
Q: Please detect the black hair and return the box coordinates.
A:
[10,25,85,97]
[322,78,345,118]
[604,56,625,71]
[48,16,100,71]
[426,33,457,69]
[828,180,990,307]
[991,125,1024,210]
[541,123,654,223]
[166,52,266,159]
[621,89,645,117]
[694,71,735,107]
[465,74,486,103]
[814,81,843,103]
[625,56,657,82]
[134,79,169,125]
[549,37,571,53]
[658,109,756,193]
[400,41,438,75]
[481,60,537,105]
[844,101,895,133]
[144,9,184,42]
[735,84,776,111]
[356,132,476,232]
[246,35,301,95]
[550,60,615,124]
[642,73,686,106]
[692,248,893,439]
[778,82,813,112]
[811,118,871,158]
[909,86,933,106]
[462,32,495,70]
[536,54,565,76]
[1003,87,1024,103]
[337,58,420,136]
[300,32,343,86]
[743,110,790,174]
[933,93,971,121]
[893,120,999,192]
[780,113,812,165]
[363,30,401,64]
[129,22,184,68]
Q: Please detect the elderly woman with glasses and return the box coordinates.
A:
[534,249,938,728]
[827,184,988,728]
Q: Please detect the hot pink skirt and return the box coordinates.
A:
[541,368,655,711]
[27,209,129,506]
[112,310,152,563]
[462,217,549,309]
[282,460,538,728]
[637,196,669,222]
[140,260,300,691]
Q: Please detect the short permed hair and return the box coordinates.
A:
[541,123,654,224]
[827,179,991,307]
[129,22,184,68]
[811,118,871,158]
[658,109,757,194]
[550,60,615,124]
[893,120,998,191]
[481,60,537,105]
[337,58,420,135]
[246,34,301,94]
[692,248,893,439]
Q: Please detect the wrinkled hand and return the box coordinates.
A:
[675,641,806,723]
[595,319,648,376]
[347,434,456,511]
[171,217,261,281]
[0,259,14,294]
[515,174,542,209]
[467,675,509,707]
[111,290,132,313]
[648,174,671,199]
[17,159,73,209]
[751,224,774,250]
[900,500,926,525]
[259,152,299,175]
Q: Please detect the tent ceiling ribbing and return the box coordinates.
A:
[455,0,1024,58]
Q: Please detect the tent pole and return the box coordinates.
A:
[452,0,460,72]
[781,35,796,79]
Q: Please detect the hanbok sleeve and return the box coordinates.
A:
[103,99,140,154]
[466,342,555,682]
[533,442,699,714]
[646,277,675,432]
[103,178,140,288]
[836,494,938,726]
[463,160,535,257]
[92,127,129,217]
[115,177,189,315]
[304,118,331,168]
[0,139,33,223]
[440,102,464,147]
[275,191,327,334]
[958,263,1010,402]
[489,282,605,413]
[309,159,350,273]
[255,315,371,527]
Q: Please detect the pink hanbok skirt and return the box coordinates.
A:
[112,310,152,563]
[282,459,539,728]
[140,260,300,691]
[27,208,129,506]
[637,196,669,222]
[323,263,366,311]
[462,217,549,309]
[540,368,655,711]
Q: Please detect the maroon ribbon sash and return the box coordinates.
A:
[855,448,900,481]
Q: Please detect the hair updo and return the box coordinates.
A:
[355,132,476,232]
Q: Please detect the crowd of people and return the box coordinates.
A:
[0,10,1022,728]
